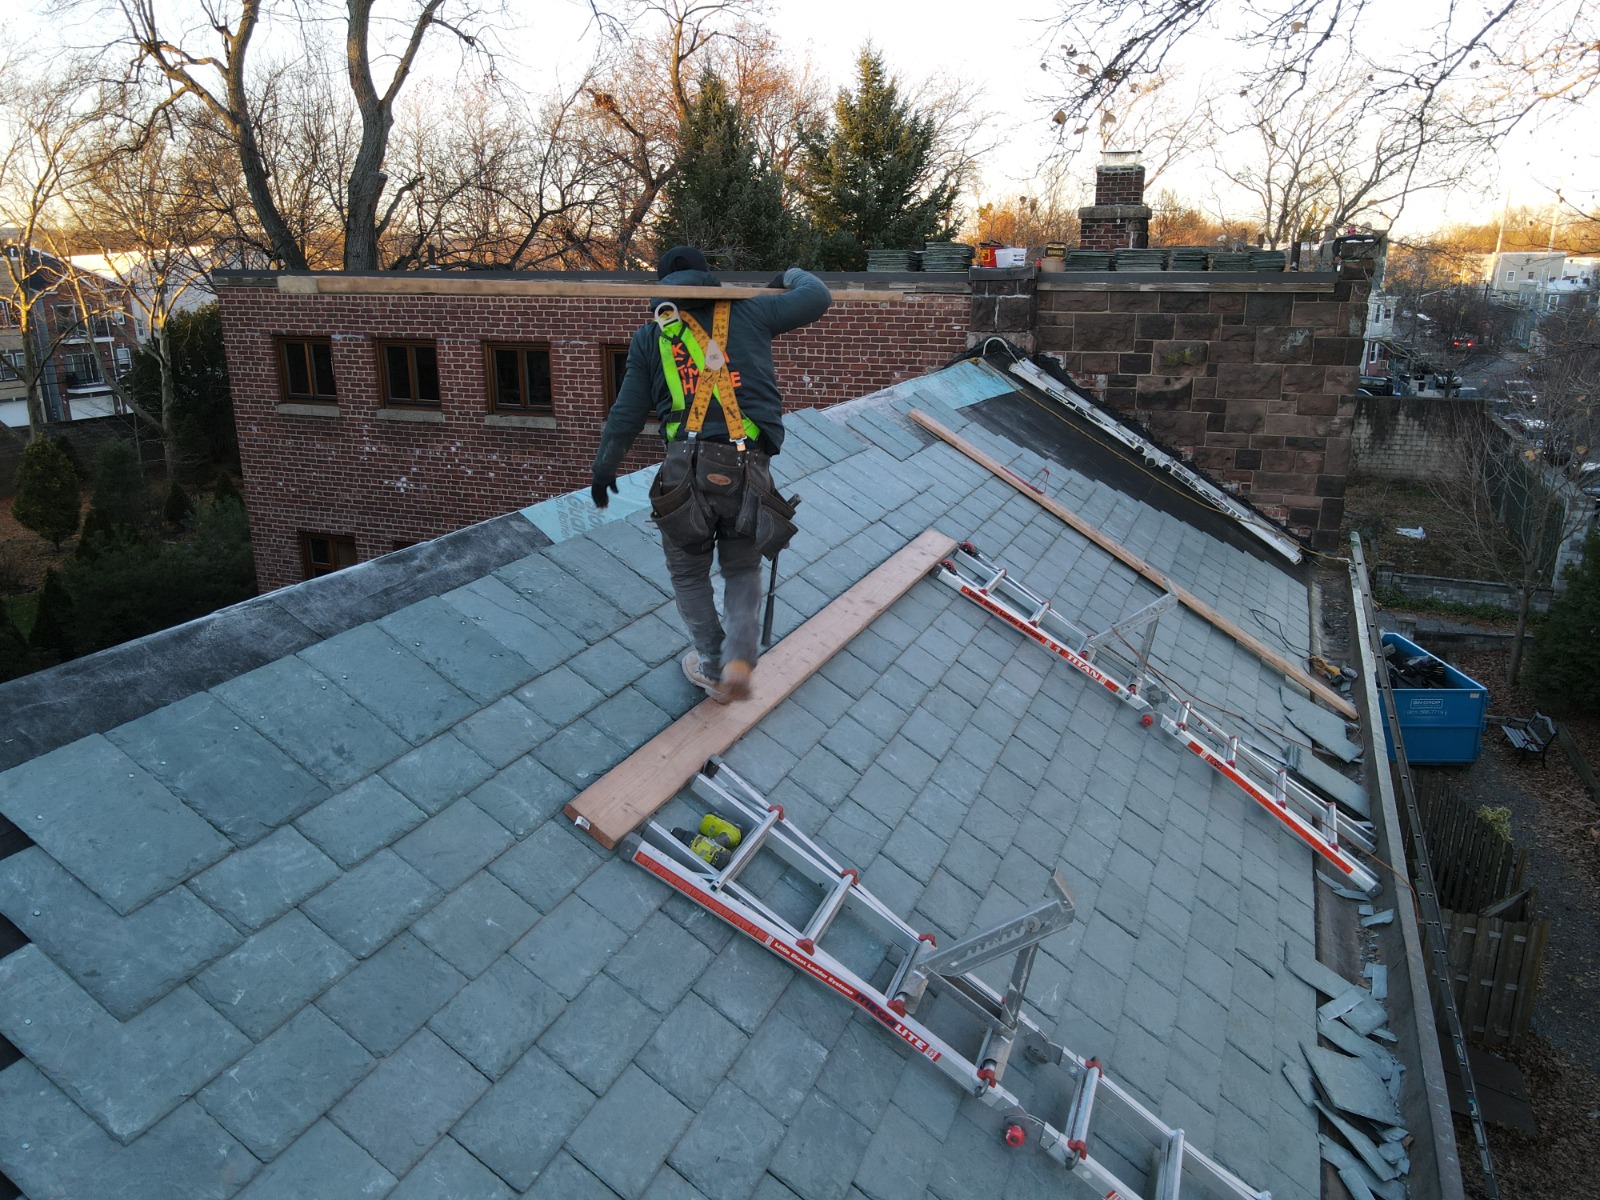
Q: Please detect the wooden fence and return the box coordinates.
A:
[1414,774,1549,1052]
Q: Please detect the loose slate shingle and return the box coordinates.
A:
[197,1007,374,1160]
[0,735,231,915]
[107,692,330,846]
[668,1080,787,1200]
[0,945,249,1143]
[0,846,239,1019]
[330,1029,489,1175]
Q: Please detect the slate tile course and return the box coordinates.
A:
[193,910,354,1040]
[329,1028,489,1175]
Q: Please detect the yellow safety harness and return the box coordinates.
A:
[654,300,760,446]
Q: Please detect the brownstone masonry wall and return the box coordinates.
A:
[973,264,1372,551]
[215,275,969,591]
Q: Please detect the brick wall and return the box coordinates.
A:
[1078,162,1151,251]
[217,283,967,591]
[1094,166,1146,206]
[974,265,1372,550]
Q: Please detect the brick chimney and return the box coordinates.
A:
[1078,150,1151,251]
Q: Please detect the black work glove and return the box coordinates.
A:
[591,473,618,509]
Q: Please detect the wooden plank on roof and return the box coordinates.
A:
[909,407,1360,721]
[564,528,958,849]
[277,275,908,302]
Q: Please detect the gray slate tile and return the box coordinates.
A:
[393,799,514,891]
[605,911,714,1012]
[0,945,250,1143]
[0,735,231,915]
[567,1065,694,1200]
[380,732,498,815]
[0,847,239,1020]
[439,574,587,676]
[669,1081,786,1200]
[413,873,539,978]
[452,1047,596,1191]
[467,753,575,838]
[213,658,412,791]
[379,596,544,703]
[189,827,340,932]
[728,1014,830,1123]
[637,993,748,1109]
[489,818,607,912]
[539,973,661,1093]
[193,910,354,1040]
[389,1137,514,1200]
[510,893,628,998]
[453,695,555,769]
[300,849,443,959]
[197,1007,375,1160]
[429,956,566,1079]
[330,1028,489,1175]
[317,932,465,1056]
[299,623,478,745]
[107,692,330,846]
[768,1091,873,1200]
[295,776,427,869]
[693,935,792,1033]
[526,1151,624,1200]
[232,1119,395,1200]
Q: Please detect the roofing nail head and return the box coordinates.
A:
[31,910,39,917]
[22,1019,29,1025]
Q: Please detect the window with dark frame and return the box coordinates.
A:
[486,343,553,414]
[602,344,630,412]
[378,340,442,407]
[278,338,337,403]
[300,532,357,578]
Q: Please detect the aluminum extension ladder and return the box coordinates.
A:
[624,758,1271,1200]
[932,542,1379,896]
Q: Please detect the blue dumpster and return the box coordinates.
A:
[1381,632,1489,764]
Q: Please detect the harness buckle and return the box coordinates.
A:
[653,302,680,331]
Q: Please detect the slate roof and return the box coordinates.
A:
[0,355,1330,1200]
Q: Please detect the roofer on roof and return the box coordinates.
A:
[590,246,831,702]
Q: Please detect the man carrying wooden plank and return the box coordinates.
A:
[590,246,831,702]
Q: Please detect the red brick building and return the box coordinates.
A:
[214,273,970,590]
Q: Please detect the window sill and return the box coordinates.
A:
[484,412,559,430]
[376,407,444,424]
[276,402,341,417]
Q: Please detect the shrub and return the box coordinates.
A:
[12,438,82,550]
[164,482,194,527]
[29,568,75,662]
[90,439,155,537]
[1531,529,1600,712]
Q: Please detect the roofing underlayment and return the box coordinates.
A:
[0,356,1389,1200]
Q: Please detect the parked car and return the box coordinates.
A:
[1358,374,1394,396]
[1505,379,1539,406]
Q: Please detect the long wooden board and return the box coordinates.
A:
[278,275,907,303]
[564,529,958,848]
[909,408,1360,721]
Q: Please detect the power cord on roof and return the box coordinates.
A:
[1249,607,1310,658]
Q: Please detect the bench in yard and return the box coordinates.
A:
[1500,711,1557,767]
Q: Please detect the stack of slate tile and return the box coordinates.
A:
[866,249,917,272]
[1167,246,1210,271]
[1211,251,1254,271]
[1251,249,1288,272]
[1064,249,1114,270]
[1112,248,1167,272]
[920,242,975,272]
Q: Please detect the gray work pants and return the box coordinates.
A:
[661,526,763,677]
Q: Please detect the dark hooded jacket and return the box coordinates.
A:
[591,267,831,478]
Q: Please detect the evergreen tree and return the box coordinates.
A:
[164,481,195,527]
[90,439,155,539]
[125,303,236,478]
[29,568,76,663]
[212,471,244,510]
[12,438,82,551]
[1531,530,1600,712]
[655,70,810,271]
[0,602,29,683]
[799,47,962,270]
[51,435,83,485]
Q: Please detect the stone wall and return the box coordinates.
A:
[1350,396,1486,480]
[973,265,1370,550]
[215,279,968,591]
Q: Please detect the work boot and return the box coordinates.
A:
[719,660,753,702]
[682,652,729,703]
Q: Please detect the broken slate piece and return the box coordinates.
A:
[1338,1166,1378,1200]
[1293,751,1371,817]
[1318,872,1371,900]
[1318,987,1368,1023]
[1379,1142,1409,1172]
[1363,963,1389,1002]
[1320,1135,1407,1200]
[1305,1046,1405,1126]
[1286,943,1358,998]
[1361,910,1396,927]
[1318,1014,1399,1076]
[1340,997,1390,1038]
[1281,686,1361,762]
[1283,1058,1317,1107]
[1316,1101,1402,1181]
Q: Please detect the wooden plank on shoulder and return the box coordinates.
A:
[908,407,1359,721]
[564,528,958,848]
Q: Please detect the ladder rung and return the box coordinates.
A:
[713,805,782,890]
[1062,1058,1102,1165]
[1152,1128,1185,1200]
[798,868,858,952]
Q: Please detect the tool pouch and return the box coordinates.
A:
[649,440,713,551]
[753,489,800,561]
[692,440,746,496]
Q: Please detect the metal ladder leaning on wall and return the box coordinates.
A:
[624,758,1271,1200]
[931,542,1380,896]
